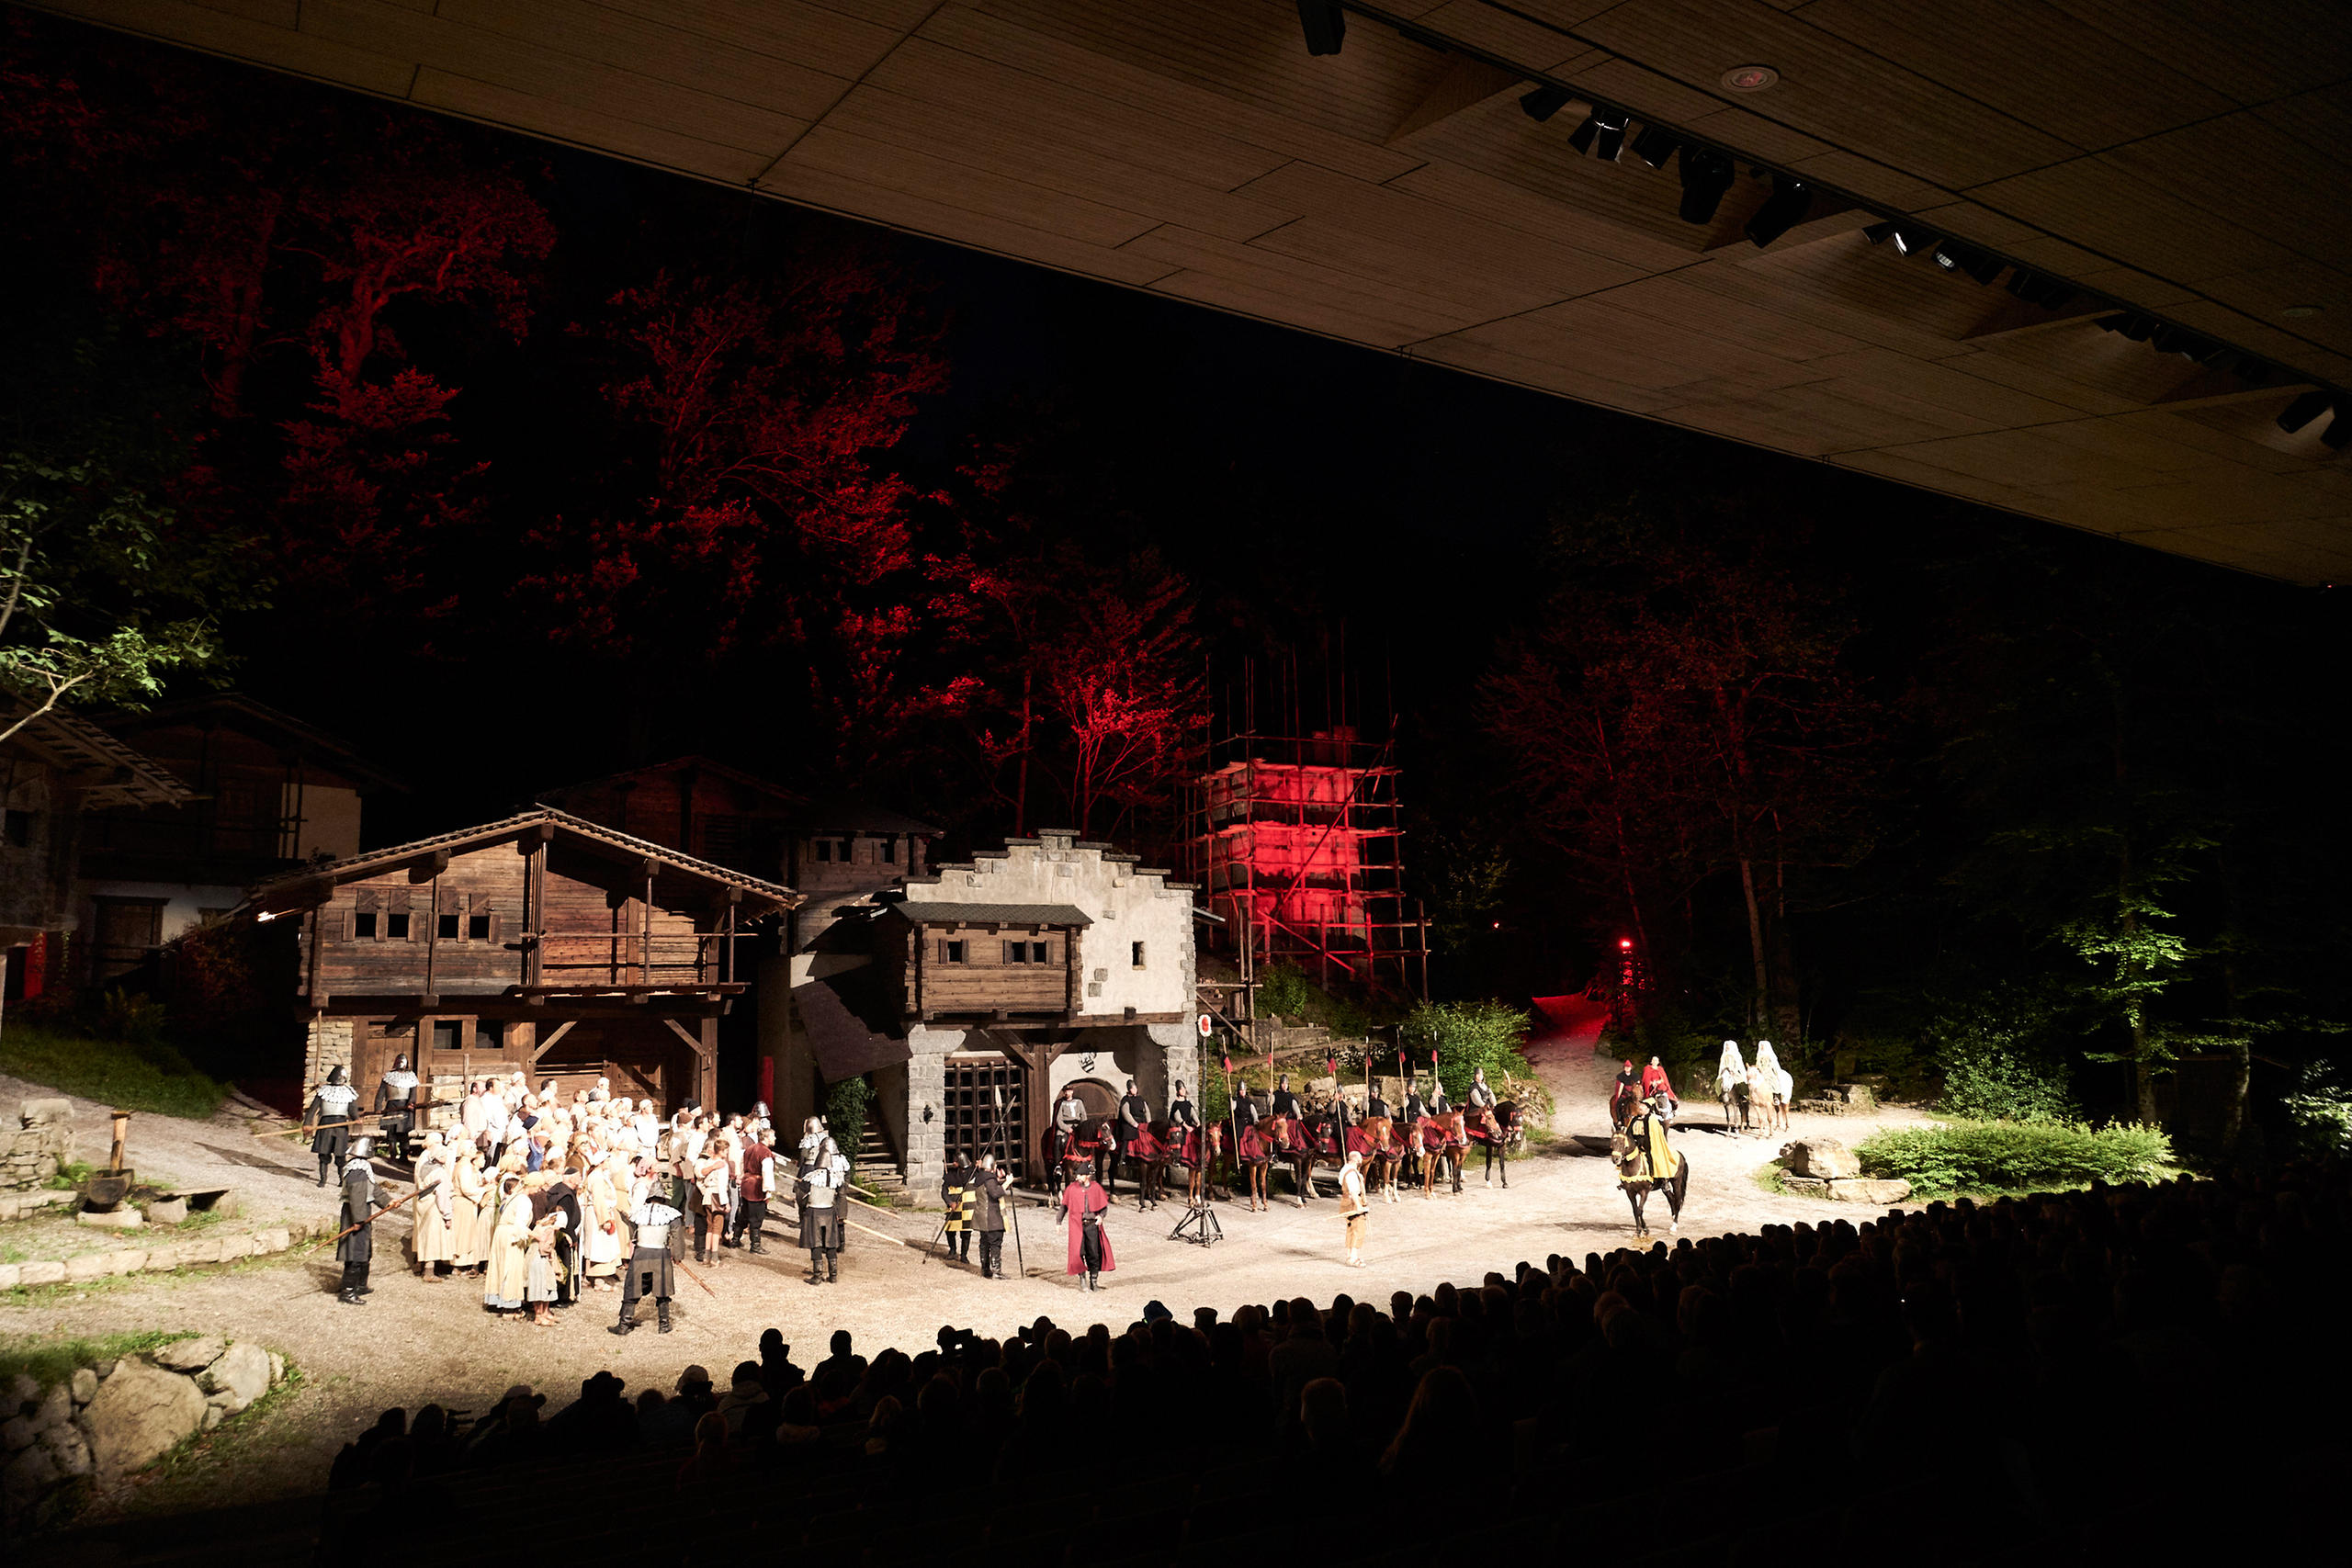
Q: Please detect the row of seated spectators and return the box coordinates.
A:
[324,1166,2348,1561]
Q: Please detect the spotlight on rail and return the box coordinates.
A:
[1520,85,1572,122]
[1630,125,1679,169]
[1930,240,2005,285]
[1863,220,1936,257]
[1677,146,1735,224]
[2279,389,2334,434]
[2005,269,2076,310]
[1744,175,1811,247]
[1568,106,1629,161]
[1296,0,1345,55]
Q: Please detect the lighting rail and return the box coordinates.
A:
[1295,1,2348,449]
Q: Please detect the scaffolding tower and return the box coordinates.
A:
[1186,725,1430,999]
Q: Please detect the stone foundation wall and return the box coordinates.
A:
[1,1099,75,1193]
[300,1018,354,1094]
[901,1027,955,1195]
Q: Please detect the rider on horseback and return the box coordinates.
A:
[1610,1061,1640,1129]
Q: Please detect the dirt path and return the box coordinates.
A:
[5,1035,1939,1521]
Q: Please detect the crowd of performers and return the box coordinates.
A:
[308,1063,865,1322]
[306,1055,1537,1311]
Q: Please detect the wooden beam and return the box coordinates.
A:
[662,1017,702,1051]
[530,1021,576,1063]
[1385,55,1521,147]
[1962,294,2114,341]
[405,850,451,884]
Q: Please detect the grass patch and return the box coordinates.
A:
[1856,1119,2173,1199]
[1,1023,228,1119]
[0,1328,198,1393]
[1752,1160,1792,1197]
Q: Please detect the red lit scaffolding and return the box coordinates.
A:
[1186,726,1430,999]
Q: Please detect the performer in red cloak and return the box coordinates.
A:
[1059,1171,1114,1292]
[1639,1055,1679,1121]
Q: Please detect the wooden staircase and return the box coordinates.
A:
[854,1111,905,1200]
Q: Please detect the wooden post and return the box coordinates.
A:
[423,868,440,1004]
[698,1016,718,1112]
[641,862,656,989]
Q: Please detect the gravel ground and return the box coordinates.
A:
[2,1014,1936,1521]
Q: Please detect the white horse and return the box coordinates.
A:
[1754,1040,1791,1134]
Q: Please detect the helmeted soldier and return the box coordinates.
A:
[940,1152,978,1264]
[335,1134,382,1305]
[1114,1078,1150,1198]
[1270,1073,1300,1119]
[1366,1085,1391,1122]
[797,1136,849,1284]
[973,1153,1011,1280]
[306,1066,361,1187]
[375,1054,419,1155]
[1168,1080,1199,1130]
[1426,1078,1453,1115]
[612,1161,683,1336]
[1467,1067,1498,1111]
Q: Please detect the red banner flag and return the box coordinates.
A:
[1325,1051,1337,1078]
[1221,1051,1232,1075]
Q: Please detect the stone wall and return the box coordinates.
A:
[901,1026,956,1194]
[300,1017,354,1094]
[3,1337,289,1533]
[1,1098,75,1193]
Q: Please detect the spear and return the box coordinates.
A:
[307,1187,417,1248]
[256,1118,375,1139]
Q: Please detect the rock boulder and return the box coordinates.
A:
[198,1343,272,1415]
[144,1196,188,1226]
[1784,1138,1861,1179]
[152,1336,226,1374]
[1826,1177,1913,1204]
[1780,1173,1829,1198]
[70,1369,96,1405]
[79,1359,204,1482]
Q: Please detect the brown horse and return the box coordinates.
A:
[1416,1111,1470,1196]
[1039,1117,1115,1196]
[1463,1103,1525,1188]
[1187,1122,1225,1205]
[1352,1116,1409,1202]
[1611,1129,1690,1237]
[1134,1121,1219,1210]
[1235,1120,1272,1212]
[1260,1112,1319,1206]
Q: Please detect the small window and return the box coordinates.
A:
[2,809,31,848]
[1132,941,1147,968]
[813,839,831,863]
[474,1019,504,1051]
[436,913,460,940]
[467,914,491,941]
[353,910,379,940]
[431,1019,463,1051]
[1004,940,1026,964]
[879,837,897,864]
[386,912,411,940]
[940,939,967,964]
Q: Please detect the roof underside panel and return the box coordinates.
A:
[29,0,2352,580]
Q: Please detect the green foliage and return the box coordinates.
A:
[1403,998,1532,1103]
[2283,1064,2352,1156]
[1255,962,1316,1021]
[1199,1068,1230,1129]
[0,1329,196,1393]
[825,1074,874,1177]
[1926,996,2076,1123]
[1856,1119,2172,1197]
[0,453,259,738]
[0,1022,227,1120]
[95,987,170,1048]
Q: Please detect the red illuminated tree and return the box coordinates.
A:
[1038,553,1205,840]
[516,254,967,772]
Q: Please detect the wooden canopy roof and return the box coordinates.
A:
[884,900,1095,928]
[35,0,2352,581]
[242,806,803,917]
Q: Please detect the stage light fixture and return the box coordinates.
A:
[1566,107,1627,160]
[2005,270,2076,310]
[2278,389,2333,434]
[1678,146,1735,224]
[1521,85,1572,122]
[2324,400,2352,450]
[1744,175,1811,247]
[1930,241,2004,285]
[1864,220,1935,256]
[1630,125,1679,169]
[1296,0,1345,55]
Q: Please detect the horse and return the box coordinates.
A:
[1184,1122,1225,1206]
[1416,1111,1470,1196]
[1611,1130,1690,1237]
[1463,1103,1524,1188]
[1234,1120,1272,1212]
[1718,1074,1751,1135]
[1039,1117,1115,1195]
[1125,1122,1172,1211]
[1261,1111,1319,1207]
[1356,1116,1409,1202]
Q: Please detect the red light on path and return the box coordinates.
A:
[1619,938,1633,950]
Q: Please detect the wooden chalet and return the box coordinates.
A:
[246,807,799,1114]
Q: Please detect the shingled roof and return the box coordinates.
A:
[243,807,802,914]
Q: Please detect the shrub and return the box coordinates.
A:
[2283,1066,2352,1156]
[1926,997,2076,1122]
[824,1074,873,1179]
[1856,1119,2172,1196]
[1403,999,1532,1104]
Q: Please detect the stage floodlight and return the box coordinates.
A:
[2323,400,2352,450]
[2279,389,2334,434]
[1678,146,1735,224]
[2006,270,2076,310]
[1566,107,1626,159]
[1744,175,1811,247]
[1931,241,2004,284]
[1296,0,1345,55]
[1865,220,1935,257]
[1521,85,1572,122]
[1631,125,1679,169]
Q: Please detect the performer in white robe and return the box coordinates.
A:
[411,1132,455,1279]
